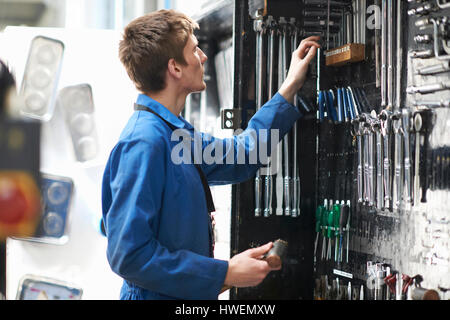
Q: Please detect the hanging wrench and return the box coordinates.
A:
[380,110,392,210]
[372,118,384,210]
[402,109,413,206]
[392,112,404,210]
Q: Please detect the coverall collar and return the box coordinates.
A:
[136,93,194,130]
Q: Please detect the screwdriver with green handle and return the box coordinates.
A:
[321,199,329,261]
[326,201,335,261]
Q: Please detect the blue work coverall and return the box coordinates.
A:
[101,92,302,300]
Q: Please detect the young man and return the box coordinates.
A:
[102,9,320,300]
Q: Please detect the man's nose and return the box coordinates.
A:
[200,49,208,63]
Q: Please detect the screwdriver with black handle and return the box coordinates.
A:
[338,201,350,263]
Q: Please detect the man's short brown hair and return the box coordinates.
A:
[119,9,199,93]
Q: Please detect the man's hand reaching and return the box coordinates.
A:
[278,36,321,104]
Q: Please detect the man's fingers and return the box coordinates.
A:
[247,242,273,258]
[296,41,321,59]
[302,45,318,64]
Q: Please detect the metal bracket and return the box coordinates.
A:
[220,108,255,130]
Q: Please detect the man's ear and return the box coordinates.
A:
[167,58,182,79]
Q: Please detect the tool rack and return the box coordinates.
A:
[225,0,450,300]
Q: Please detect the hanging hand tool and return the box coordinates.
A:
[291,20,301,218]
[396,0,403,113]
[392,112,404,210]
[406,82,450,94]
[326,200,335,260]
[415,61,450,75]
[387,0,394,110]
[325,90,338,123]
[380,110,392,210]
[337,88,344,123]
[354,116,365,203]
[275,17,286,216]
[381,0,387,108]
[321,199,330,261]
[314,201,326,260]
[281,17,291,216]
[373,118,384,210]
[264,16,276,217]
[333,201,341,262]
[402,109,413,206]
[253,17,266,217]
[338,200,349,263]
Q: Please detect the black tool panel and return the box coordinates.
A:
[231,0,449,300]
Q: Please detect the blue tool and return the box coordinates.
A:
[345,88,356,121]
[318,90,326,122]
[337,88,344,123]
[342,87,350,122]
[325,90,338,122]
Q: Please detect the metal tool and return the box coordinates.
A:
[275,17,286,216]
[354,118,365,203]
[373,118,384,210]
[387,0,394,109]
[415,61,450,75]
[264,16,276,218]
[392,112,404,210]
[253,17,265,217]
[380,110,392,209]
[406,82,450,94]
[264,239,288,269]
[402,109,413,206]
[414,112,422,206]
[381,0,387,107]
[291,19,301,217]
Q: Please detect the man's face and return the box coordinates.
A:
[180,33,208,93]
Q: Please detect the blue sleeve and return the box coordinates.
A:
[200,92,302,185]
[102,139,228,299]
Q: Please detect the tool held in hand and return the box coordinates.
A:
[263,239,288,269]
[220,239,288,294]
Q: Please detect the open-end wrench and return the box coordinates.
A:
[366,115,377,207]
[392,112,404,210]
[361,114,371,205]
[372,117,384,210]
[380,110,392,210]
[402,109,413,206]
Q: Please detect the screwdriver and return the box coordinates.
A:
[314,201,326,259]
[333,201,341,262]
[321,199,329,260]
[338,201,349,263]
[326,201,335,260]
